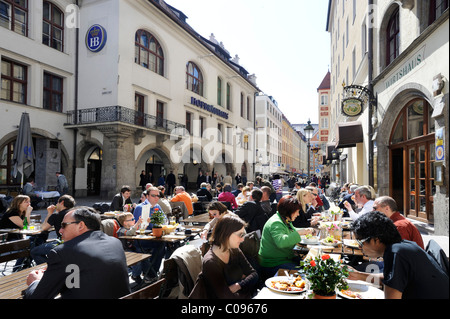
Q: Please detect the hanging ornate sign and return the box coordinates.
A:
[341,85,374,117]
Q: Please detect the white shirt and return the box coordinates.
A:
[349,200,374,221]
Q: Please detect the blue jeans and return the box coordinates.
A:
[134,241,166,278]
[30,240,59,265]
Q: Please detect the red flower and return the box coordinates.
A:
[321,254,330,260]
[310,260,316,267]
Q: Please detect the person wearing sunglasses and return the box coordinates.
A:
[190,214,258,299]
[117,213,150,284]
[349,211,448,299]
[132,187,167,279]
[24,207,130,299]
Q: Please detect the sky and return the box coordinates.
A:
[166,0,331,124]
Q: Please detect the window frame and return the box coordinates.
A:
[0,0,28,36]
[1,58,28,104]
[429,0,449,25]
[386,8,400,67]
[42,1,64,52]
[135,29,165,76]
[43,71,63,112]
[186,62,203,96]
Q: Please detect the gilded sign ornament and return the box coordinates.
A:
[341,85,374,117]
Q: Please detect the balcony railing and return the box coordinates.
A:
[65,106,185,133]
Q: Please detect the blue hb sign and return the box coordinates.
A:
[86,24,107,52]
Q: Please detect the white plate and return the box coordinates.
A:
[343,239,360,249]
[339,281,384,299]
[300,236,319,245]
[320,239,342,247]
[265,276,307,294]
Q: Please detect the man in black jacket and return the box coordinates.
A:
[24,207,130,299]
[110,185,133,211]
[166,171,176,195]
[235,189,268,235]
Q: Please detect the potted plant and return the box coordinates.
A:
[301,254,349,299]
[150,208,165,238]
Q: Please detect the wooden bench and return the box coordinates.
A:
[120,278,165,299]
[0,239,31,275]
[0,251,151,299]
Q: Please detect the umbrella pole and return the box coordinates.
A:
[21,164,24,189]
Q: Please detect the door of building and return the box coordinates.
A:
[389,98,435,223]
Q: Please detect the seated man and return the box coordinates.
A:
[349,211,449,299]
[170,186,194,216]
[30,195,76,265]
[344,186,374,221]
[260,186,275,217]
[133,187,167,279]
[235,189,268,234]
[110,185,134,211]
[22,178,42,209]
[196,182,212,201]
[373,196,424,249]
[24,207,130,299]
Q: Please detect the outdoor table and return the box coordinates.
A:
[253,268,385,299]
[119,233,188,244]
[34,191,60,199]
[181,212,211,225]
[0,227,52,238]
[0,251,151,299]
[34,191,60,206]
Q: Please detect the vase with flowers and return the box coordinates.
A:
[150,208,165,238]
[301,254,349,299]
[326,222,342,241]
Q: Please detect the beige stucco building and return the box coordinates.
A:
[326,0,448,235]
[1,0,260,198]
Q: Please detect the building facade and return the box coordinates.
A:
[255,94,283,177]
[1,0,260,198]
[326,0,449,235]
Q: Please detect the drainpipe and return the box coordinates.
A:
[72,0,80,196]
[368,0,374,187]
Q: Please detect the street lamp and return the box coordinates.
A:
[303,119,314,183]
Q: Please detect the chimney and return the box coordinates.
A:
[248,74,257,86]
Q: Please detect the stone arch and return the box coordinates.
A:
[376,83,433,195]
[76,137,103,169]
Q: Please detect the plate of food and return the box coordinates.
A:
[339,281,384,299]
[343,239,360,249]
[301,234,319,245]
[340,221,353,229]
[320,236,341,247]
[265,276,307,294]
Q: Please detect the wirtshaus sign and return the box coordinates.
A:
[190,97,229,119]
[384,46,425,89]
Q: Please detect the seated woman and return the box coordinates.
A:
[292,188,319,228]
[0,195,33,241]
[217,184,238,210]
[258,195,314,279]
[236,186,250,206]
[200,201,234,240]
[191,214,259,299]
